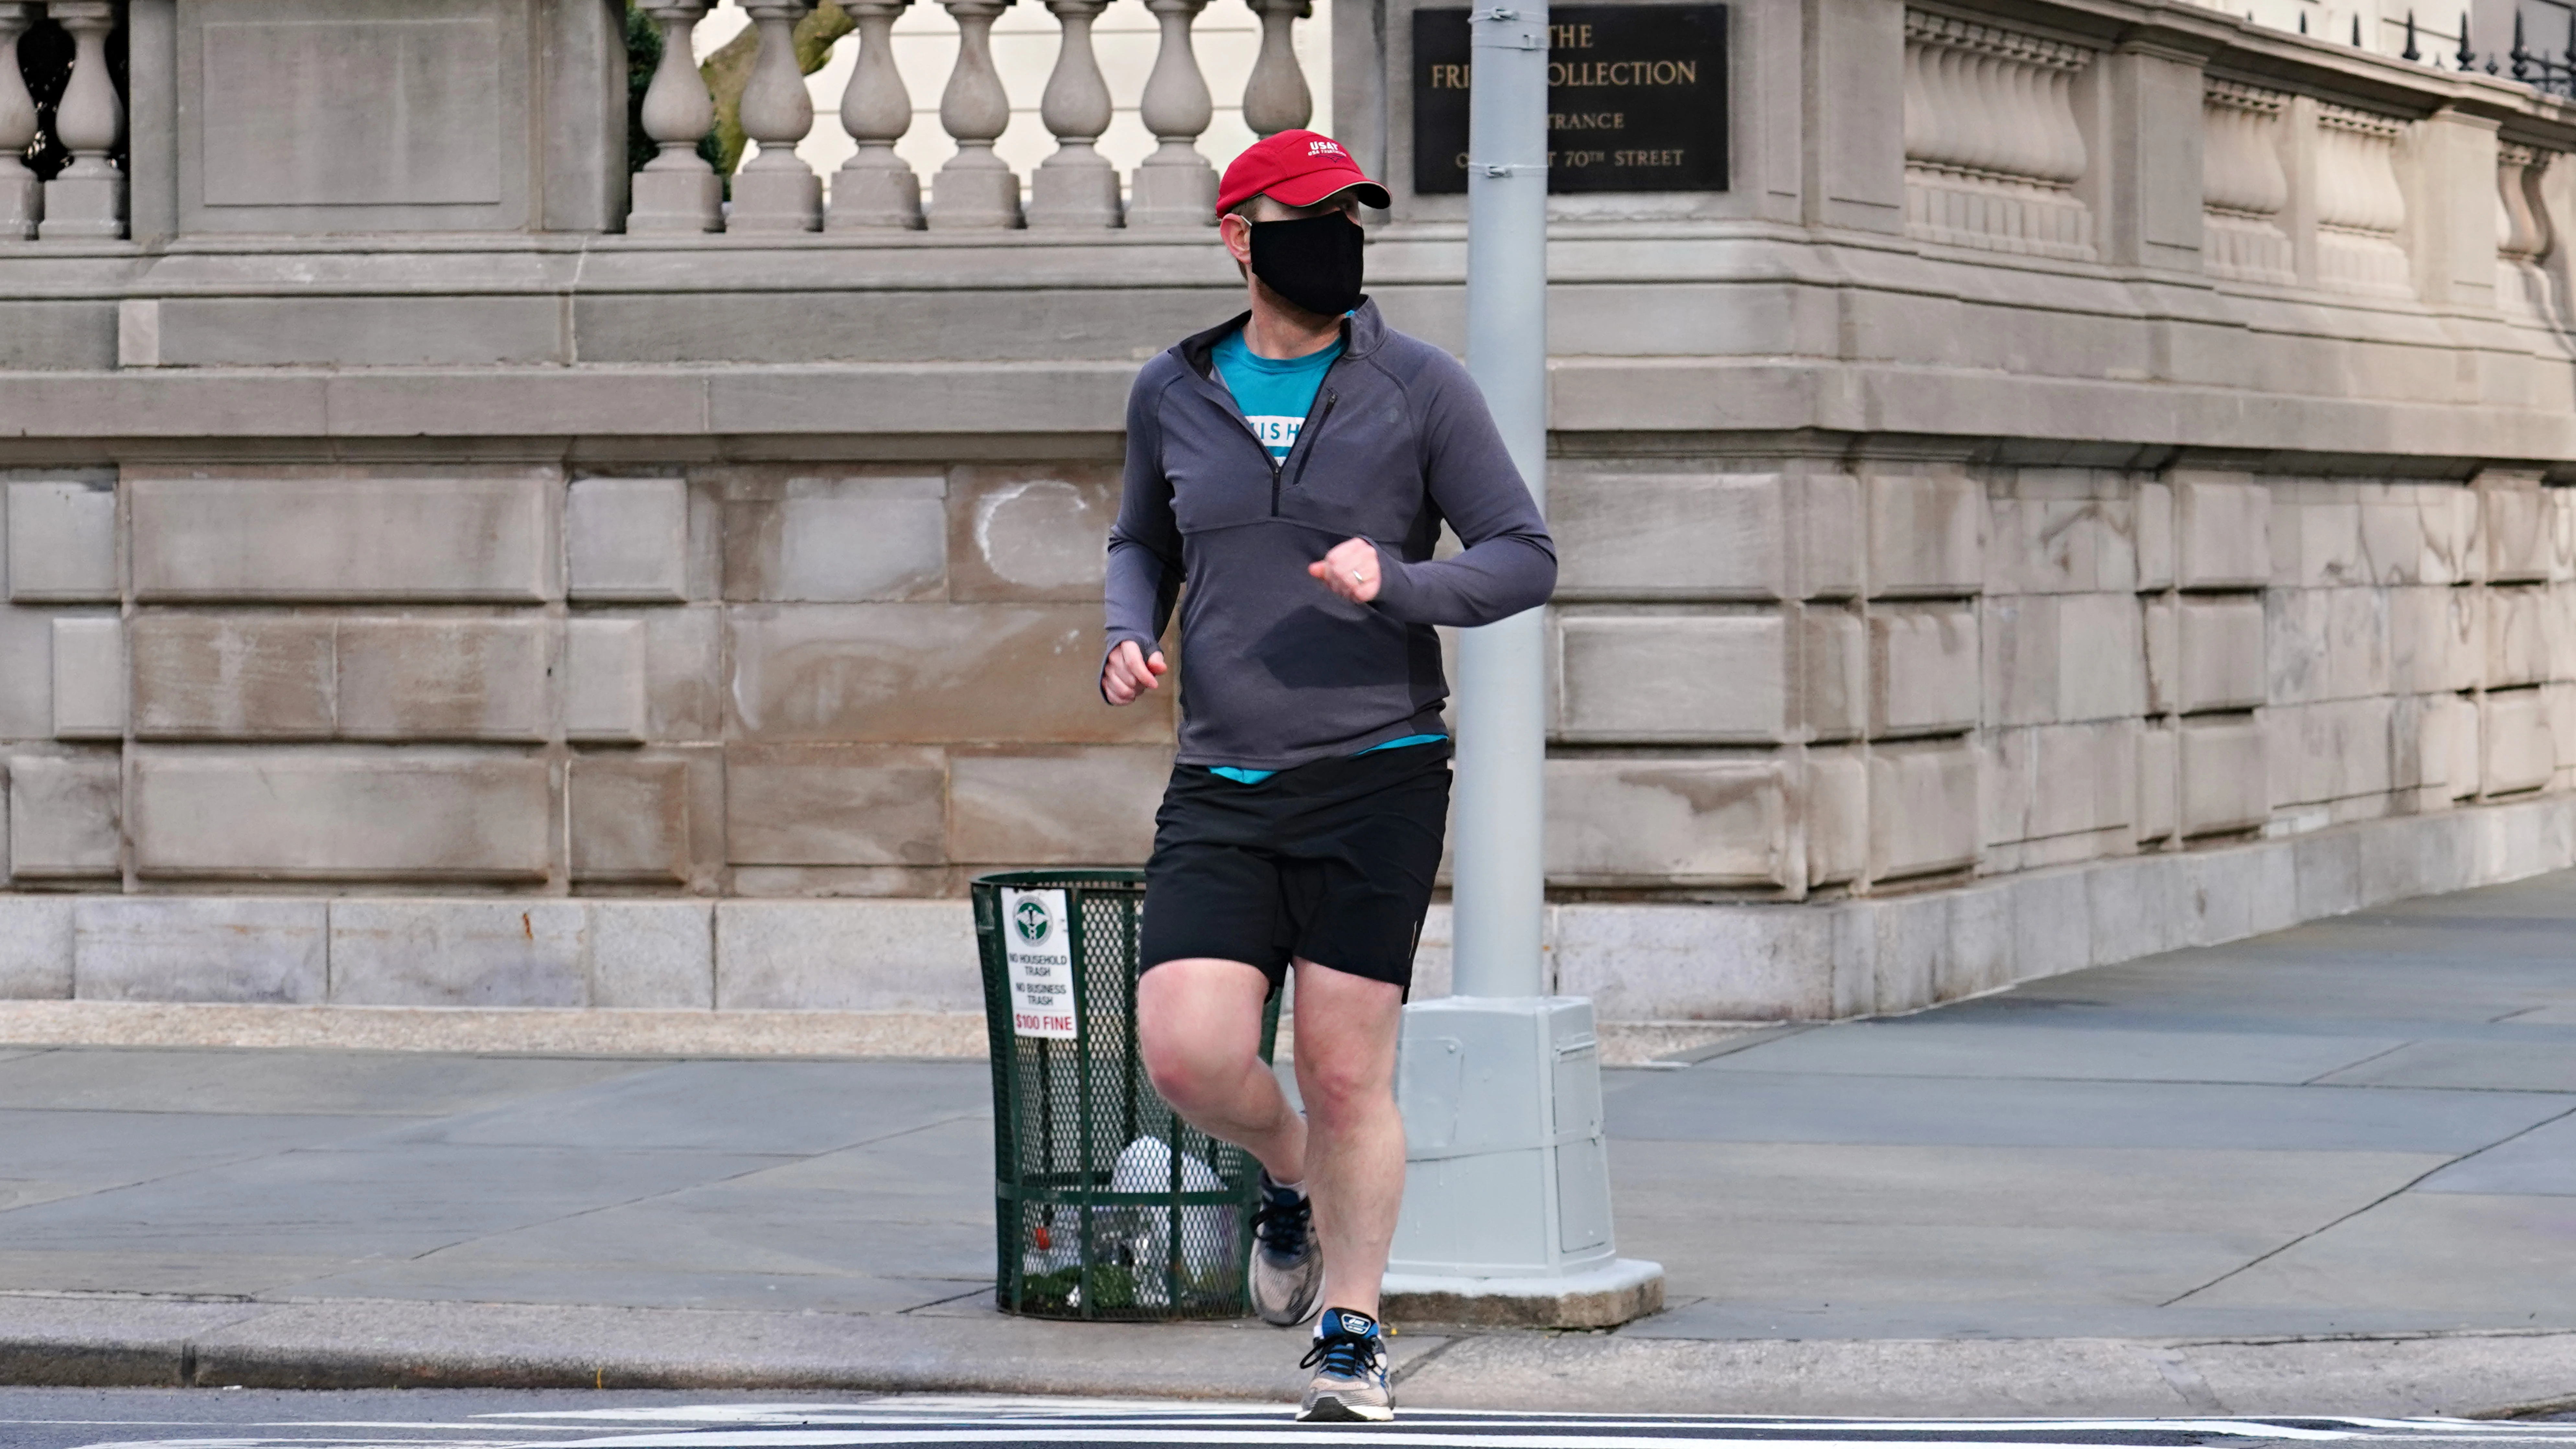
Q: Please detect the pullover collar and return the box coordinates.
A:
[1178,295,1385,379]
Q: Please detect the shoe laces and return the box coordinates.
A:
[1250,1180,1312,1258]
[1299,1326,1381,1380]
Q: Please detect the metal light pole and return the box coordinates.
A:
[1381,2,1663,1325]
[1450,1,1551,1001]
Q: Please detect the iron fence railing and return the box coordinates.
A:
[2389,8,2576,100]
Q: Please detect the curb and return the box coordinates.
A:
[3,1294,2572,1417]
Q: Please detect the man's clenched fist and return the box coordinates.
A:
[1308,536,1384,605]
[1102,639,1168,705]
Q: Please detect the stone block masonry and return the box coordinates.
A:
[10,0,2576,1020]
[0,792,2563,1017]
[127,471,559,604]
[1,459,2574,1019]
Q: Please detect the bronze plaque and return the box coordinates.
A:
[1412,4,1728,195]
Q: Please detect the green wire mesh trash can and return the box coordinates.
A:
[973,868,1280,1320]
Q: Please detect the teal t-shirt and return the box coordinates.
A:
[1213,330,1342,461]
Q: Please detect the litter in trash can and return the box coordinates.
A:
[973,869,1279,1320]
[1109,1135,1233,1305]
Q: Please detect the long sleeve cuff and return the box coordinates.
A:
[1098,630,1160,704]
[1367,543,1425,619]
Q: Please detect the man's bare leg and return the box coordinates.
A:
[1138,958,1309,1183]
[1138,955,1408,1320]
[1285,957,1405,1320]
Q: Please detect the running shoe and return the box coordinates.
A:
[1296,1306,1392,1422]
[1248,1169,1322,1326]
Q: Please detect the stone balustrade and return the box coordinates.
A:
[628,0,1314,232]
[0,0,2558,258]
[8,0,2576,1022]
[0,0,1318,244]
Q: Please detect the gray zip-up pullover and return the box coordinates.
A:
[1103,298,1557,771]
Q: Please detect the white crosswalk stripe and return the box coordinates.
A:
[38,1399,2576,1449]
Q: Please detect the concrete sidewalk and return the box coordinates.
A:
[4,871,2576,1416]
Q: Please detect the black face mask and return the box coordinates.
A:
[1248,213,1365,318]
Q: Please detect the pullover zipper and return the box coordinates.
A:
[1289,392,1339,495]
[1206,339,1346,517]
[1271,386,1340,514]
[1208,366,1287,509]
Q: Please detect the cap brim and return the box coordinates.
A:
[1267,171,1393,211]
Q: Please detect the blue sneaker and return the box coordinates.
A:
[1297,1306,1392,1421]
[1249,1169,1322,1326]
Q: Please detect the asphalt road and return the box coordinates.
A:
[0,1392,2570,1449]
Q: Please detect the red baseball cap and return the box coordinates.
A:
[1216,130,1391,216]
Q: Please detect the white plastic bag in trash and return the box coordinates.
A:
[1110,1135,1231,1289]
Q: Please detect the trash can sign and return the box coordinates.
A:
[1000,887,1079,1039]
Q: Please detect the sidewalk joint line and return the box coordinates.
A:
[1662,1023,1821,1066]
[1387,1331,1467,1387]
[2298,1040,2416,1086]
[2158,1100,2576,1308]
[898,1285,1001,1314]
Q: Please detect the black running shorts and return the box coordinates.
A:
[1139,741,1452,998]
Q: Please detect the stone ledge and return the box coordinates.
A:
[4,359,2575,466]
[0,794,2569,1021]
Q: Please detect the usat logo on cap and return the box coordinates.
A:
[1216,129,1393,216]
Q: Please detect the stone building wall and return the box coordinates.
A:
[1531,460,2576,900]
[8,454,2576,1018]
[0,462,1169,896]
[7,0,2576,1019]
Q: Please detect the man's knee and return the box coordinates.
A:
[1297,1051,1393,1128]
[1288,959,1401,1128]
[1137,958,1268,1107]
[1140,1013,1227,1105]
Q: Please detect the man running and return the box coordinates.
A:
[1100,129,1556,1422]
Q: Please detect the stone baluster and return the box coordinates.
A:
[2497,143,2550,262]
[2200,80,2293,285]
[2495,143,2556,319]
[829,0,925,228]
[930,0,1023,228]
[2312,104,2411,297]
[732,0,825,231]
[38,0,123,240]
[1026,0,1120,226]
[1241,0,1312,138]
[630,0,724,233]
[1127,0,1218,227]
[0,3,39,240]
